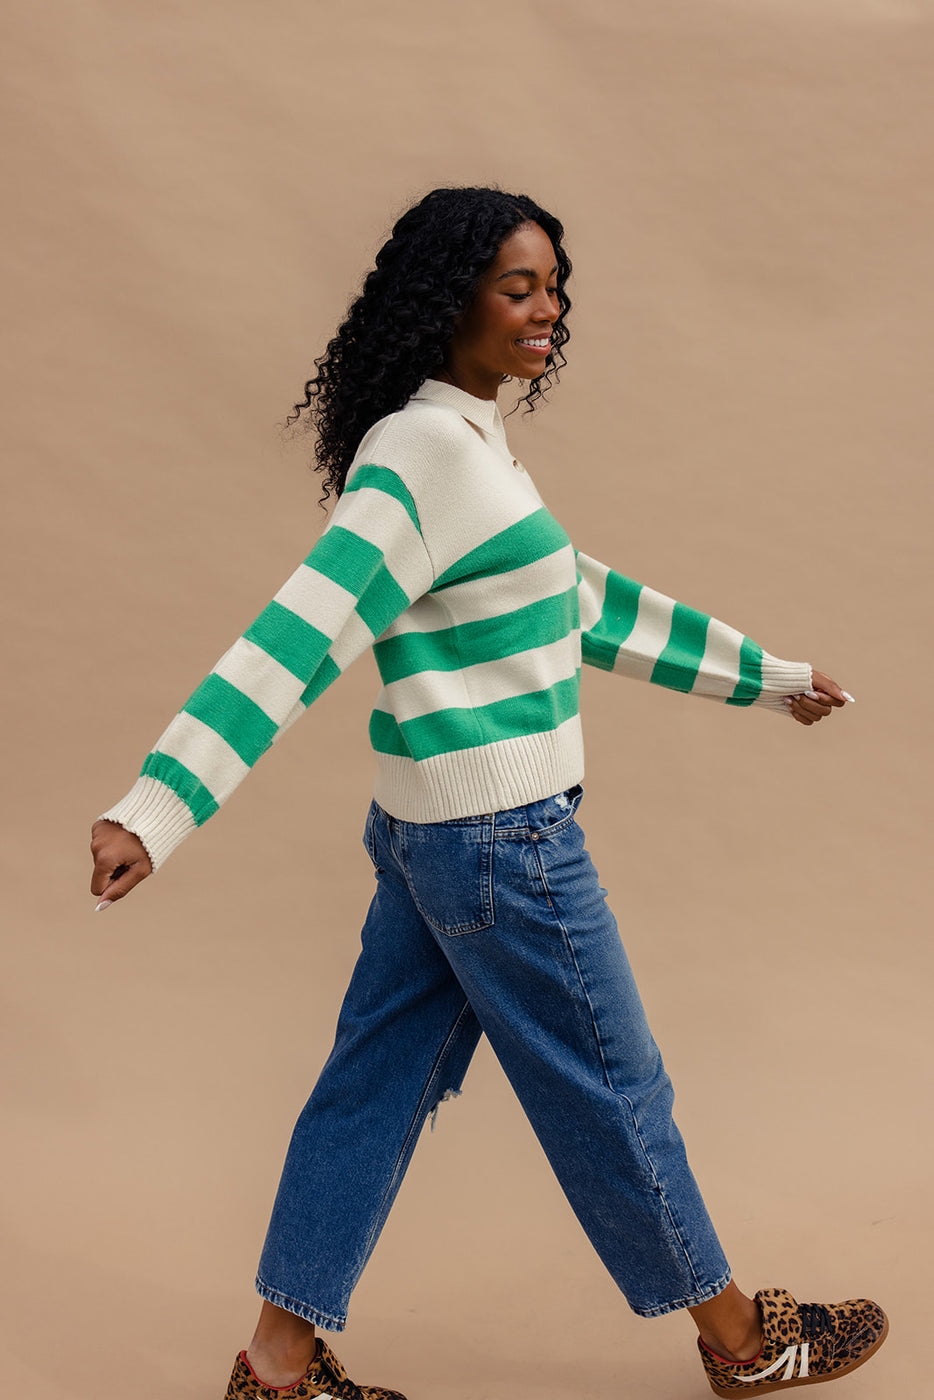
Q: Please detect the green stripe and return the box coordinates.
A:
[183,673,278,766]
[373,588,579,684]
[580,568,643,672]
[369,707,411,758]
[308,525,410,638]
[355,566,410,639]
[307,526,384,597]
[369,672,581,762]
[651,602,710,693]
[300,653,342,707]
[343,464,421,533]
[141,751,218,826]
[726,637,763,706]
[431,509,570,592]
[245,601,332,681]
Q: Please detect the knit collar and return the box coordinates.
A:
[412,378,505,440]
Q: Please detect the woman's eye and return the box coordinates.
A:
[506,287,558,302]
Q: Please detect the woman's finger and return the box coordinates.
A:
[800,695,833,718]
[784,696,822,725]
[93,858,152,910]
[809,672,853,706]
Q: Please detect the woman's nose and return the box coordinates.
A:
[533,293,557,322]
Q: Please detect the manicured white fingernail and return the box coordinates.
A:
[782,697,793,707]
[842,691,856,703]
[805,690,821,700]
[95,900,113,912]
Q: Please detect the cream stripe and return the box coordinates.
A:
[611,586,675,681]
[387,550,574,639]
[415,546,576,626]
[211,637,307,724]
[274,565,357,638]
[153,711,250,803]
[576,553,610,632]
[381,592,447,637]
[328,608,377,670]
[270,696,308,742]
[691,620,744,697]
[378,636,581,723]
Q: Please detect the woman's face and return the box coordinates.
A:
[441,221,559,400]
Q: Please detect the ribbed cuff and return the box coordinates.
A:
[756,652,814,714]
[98,775,197,871]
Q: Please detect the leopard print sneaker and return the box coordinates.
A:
[698,1287,888,1395]
[224,1338,407,1399]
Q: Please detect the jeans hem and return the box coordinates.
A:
[255,1275,347,1332]
[628,1266,733,1318]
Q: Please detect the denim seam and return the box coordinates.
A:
[530,839,616,1096]
[629,1266,733,1318]
[253,1276,347,1332]
[355,998,475,1275]
[363,805,383,872]
[531,838,704,1298]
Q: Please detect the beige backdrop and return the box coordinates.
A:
[2,2,930,1397]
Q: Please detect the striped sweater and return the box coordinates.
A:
[102,378,813,869]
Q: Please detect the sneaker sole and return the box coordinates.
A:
[705,1311,889,1397]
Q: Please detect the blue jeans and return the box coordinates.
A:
[256,787,730,1329]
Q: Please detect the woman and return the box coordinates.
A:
[90,187,886,1400]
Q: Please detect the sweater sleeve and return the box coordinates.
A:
[100,465,432,869]
[575,550,812,711]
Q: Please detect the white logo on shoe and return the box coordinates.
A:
[737,1342,809,1382]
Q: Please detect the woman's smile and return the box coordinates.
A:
[516,334,552,357]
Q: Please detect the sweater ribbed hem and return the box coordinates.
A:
[99,776,197,871]
[372,718,586,823]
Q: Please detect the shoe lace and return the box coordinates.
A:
[797,1303,835,1339]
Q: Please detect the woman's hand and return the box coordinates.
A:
[90,820,152,910]
[784,670,854,727]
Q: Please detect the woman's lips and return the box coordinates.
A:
[516,337,551,356]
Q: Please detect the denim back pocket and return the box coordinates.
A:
[399,817,494,936]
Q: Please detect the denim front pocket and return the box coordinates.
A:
[399,817,494,935]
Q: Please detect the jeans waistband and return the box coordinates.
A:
[377,783,583,834]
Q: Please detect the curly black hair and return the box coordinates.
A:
[288,186,572,500]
